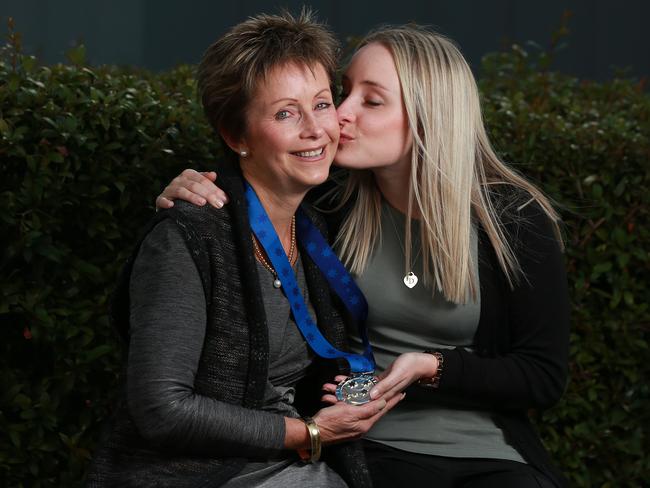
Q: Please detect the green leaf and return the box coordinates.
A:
[623,291,634,306]
[83,345,113,361]
[13,393,32,409]
[65,44,87,66]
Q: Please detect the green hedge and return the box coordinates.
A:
[1,37,648,486]
[0,40,222,487]
[479,46,649,486]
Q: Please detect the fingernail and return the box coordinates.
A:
[370,388,379,400]
[377,399,387,410]
[212,197,223,208]
[198,198,206,205]
[401,392,407,400]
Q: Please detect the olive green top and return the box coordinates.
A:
[349,202,525,463]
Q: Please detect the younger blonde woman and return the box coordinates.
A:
[158,25,569,488]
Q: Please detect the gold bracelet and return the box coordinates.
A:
[418,351,444,388]
[297,416,321,463]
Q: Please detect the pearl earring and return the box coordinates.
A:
[240,150,248,158]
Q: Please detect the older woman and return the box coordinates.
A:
[86,11,402,488]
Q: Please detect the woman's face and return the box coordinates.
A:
[335,42,412,170]
[239,62,339,194]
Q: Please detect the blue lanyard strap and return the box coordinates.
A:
[245,182,375,374]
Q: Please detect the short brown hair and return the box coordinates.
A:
[197,9,339,142]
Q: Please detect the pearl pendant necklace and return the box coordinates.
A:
[252,215,297,289]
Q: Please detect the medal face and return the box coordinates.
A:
[336,374,378,405]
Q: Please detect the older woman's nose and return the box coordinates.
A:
[300,113,326,139]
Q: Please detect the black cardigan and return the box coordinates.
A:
[431,198,569,487]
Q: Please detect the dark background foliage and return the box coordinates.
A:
[1,25,648,487]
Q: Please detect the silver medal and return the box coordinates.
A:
[335,374,378,405]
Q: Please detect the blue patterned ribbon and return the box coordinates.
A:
[245,182,375,374]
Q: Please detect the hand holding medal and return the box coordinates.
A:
[310,393,403,445]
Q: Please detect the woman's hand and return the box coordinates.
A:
[322,354,438,405]
[367,353,439,401]
[155,169,229,209]
[313,393,404,445]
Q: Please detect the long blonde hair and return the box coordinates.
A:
[335,26,561,304]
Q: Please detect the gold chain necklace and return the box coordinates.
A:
[252,215,296,289]
[386,206,422,289]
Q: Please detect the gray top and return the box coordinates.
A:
[128,220,344,486]
[255,244,314,419]
[349,202,525,463]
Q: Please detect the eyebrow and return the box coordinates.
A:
[341,76,389,91]
[270,88,331,106]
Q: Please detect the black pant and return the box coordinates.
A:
[364,440,556,488]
